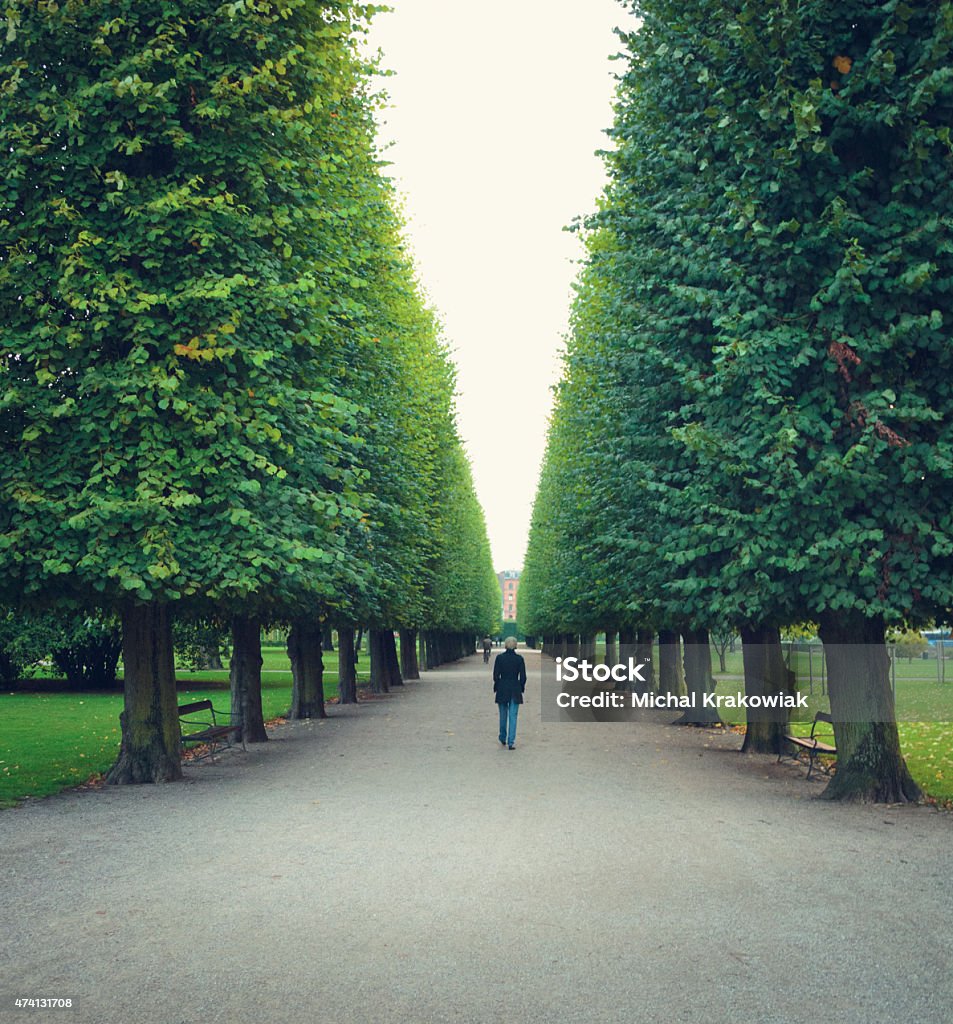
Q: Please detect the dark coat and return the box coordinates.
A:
[493,648,527,704]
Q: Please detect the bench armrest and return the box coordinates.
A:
[179,714,213,727]
[179,704,236,726]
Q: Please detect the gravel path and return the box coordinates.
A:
[2,648,952,1024]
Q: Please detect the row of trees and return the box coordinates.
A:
[522,0,953,802]
[0,1,499,783]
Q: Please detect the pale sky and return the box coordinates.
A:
[367,0,629,570]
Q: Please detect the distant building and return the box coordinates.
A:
[497,569,520,624]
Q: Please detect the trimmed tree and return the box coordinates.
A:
[0,1,373,781]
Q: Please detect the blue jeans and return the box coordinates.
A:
[498,700,519,747]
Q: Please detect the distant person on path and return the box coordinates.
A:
[482,635,492,663]
[493,637,526,750]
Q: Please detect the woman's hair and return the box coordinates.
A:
[504,636,518,650]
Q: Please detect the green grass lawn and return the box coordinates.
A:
[896,722,952,804]
[0,644,367,809]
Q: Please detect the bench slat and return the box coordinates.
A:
[182,727,235,743]
[784,735,836,752]
[178,700,215,717]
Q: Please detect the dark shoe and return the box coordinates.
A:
[500,739,506,746]
[508,745,515,750]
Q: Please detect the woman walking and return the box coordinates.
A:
[493,637,526,749]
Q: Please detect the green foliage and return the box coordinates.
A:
[625,0,953,628]
[48,612,123,689]
[425,443,500,635]
[500,620,524,642]
[890,629,930,661]
[0,0,374,614]
[781,624,820,642]
[524,0,953,638]
[172,615,228,672]
[0,609,51,684]
[0,0,496,641]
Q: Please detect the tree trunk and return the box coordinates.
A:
[418,630,428,672]
[431,630,440,669]
[229,614,267,743]
[740,623,791,754]
[636,628,655,694]
[677,628,721,725]
[0,648,18,685]
[337,625,358,705]
[384,629,404,687]
[604,631,618,668]
[369,628,389,693]
[106,602,182,785]
[400,629,420,680]
[288,619,326,719]
[322,622,335,652]
[617,627,635,663]
[818,610,920,803]
[579,633,596,662]
[657,629,685,698]
[199,641,223,671]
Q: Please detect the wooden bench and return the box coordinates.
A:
[178,700,244,761]
[779,711,836,778]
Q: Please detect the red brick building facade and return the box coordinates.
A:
[497,569,520,624]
